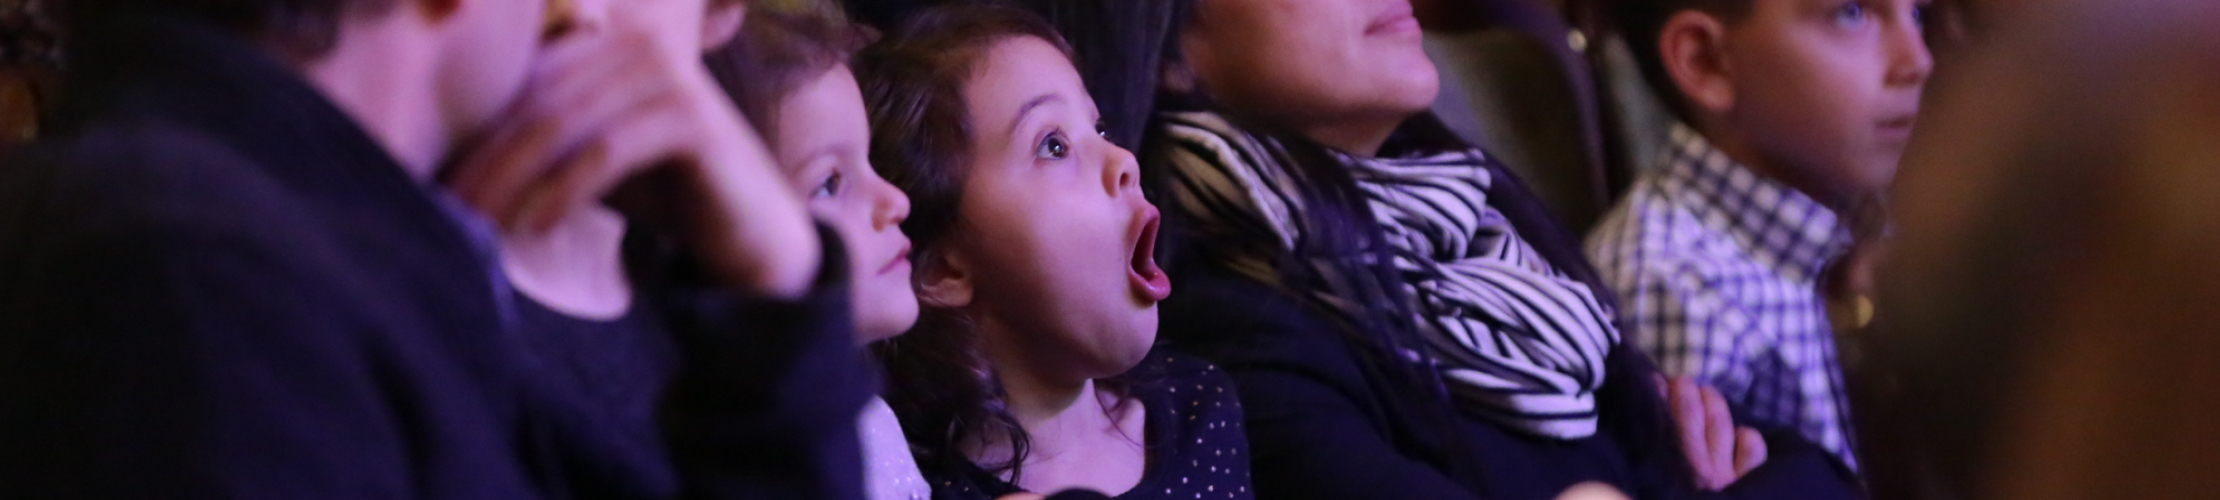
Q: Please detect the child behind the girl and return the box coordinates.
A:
[705,8,928,500]
[854,5,1253,499]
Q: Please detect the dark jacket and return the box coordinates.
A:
[0,12,868,500]
[1154,123,1861,500]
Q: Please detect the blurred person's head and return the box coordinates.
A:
[1170,0,1439,155]
[1861,0,2220,498]
[855,3,1165,479]
[1615,0,1933,209]
[60,0,751,171]
[61,0,552,168]
[706,8,918,342]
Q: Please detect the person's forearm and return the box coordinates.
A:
[688,88,822,299]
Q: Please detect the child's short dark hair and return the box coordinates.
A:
[849,1,1075,482]
[1613,0,1755,123]
[703,8,870,148]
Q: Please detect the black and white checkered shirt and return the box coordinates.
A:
[1585,124,1859,471]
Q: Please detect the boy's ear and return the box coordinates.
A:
[701,3,747,50]
[1160,57,1200,96]
[1659,10,1737,116]
[915,248,975,309]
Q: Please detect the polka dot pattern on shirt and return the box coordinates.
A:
[925,349,1254,500]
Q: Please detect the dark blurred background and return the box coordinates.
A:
[0,0,56,153]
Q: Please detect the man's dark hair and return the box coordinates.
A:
[1612,0,1754,123]
[63,0,398,60]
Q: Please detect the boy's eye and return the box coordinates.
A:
[1833,2,1870,27]
[1036,131,1071,161]
[812,171,846,199]
[1096,121,1111,140]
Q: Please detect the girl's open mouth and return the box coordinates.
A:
[1127,207,1172,303]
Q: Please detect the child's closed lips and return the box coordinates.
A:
[879,242,912,277]
[1876,112,1918,143]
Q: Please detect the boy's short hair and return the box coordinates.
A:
[1612,0,1755,123]
[63,0,396,60]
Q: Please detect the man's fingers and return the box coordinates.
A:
[521,101,692,232]
[453,116,565,221]
[1733,427,1768,478]
[1701,384,1735,486]
[516,141,608,232]
[1666,378,1717,486]
[457,68,676,228]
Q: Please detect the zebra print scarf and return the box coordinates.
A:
[1158,111,1620,439]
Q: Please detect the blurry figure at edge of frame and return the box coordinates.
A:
[1858,0,2220,499]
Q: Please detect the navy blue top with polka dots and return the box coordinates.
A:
[929,349,1254,500]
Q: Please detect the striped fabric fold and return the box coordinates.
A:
[1159,111,1620,439]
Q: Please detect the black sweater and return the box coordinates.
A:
[1159,264,1859,500]
[1152,121,1861,500]
[0,12,869,500]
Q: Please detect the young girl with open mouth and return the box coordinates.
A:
[855,5,1253,499]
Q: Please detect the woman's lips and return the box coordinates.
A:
[1367,4,1421,36]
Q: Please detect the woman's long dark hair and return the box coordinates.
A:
[853,3,1142,484]
[1037,0,1687,493]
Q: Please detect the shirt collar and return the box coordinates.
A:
[1663,123,1852,281]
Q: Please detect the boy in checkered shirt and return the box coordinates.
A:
[1585,0,1937,474]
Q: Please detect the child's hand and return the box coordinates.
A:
[1656,375,1767,491]
[446,27,820,298]
[1555,482,1631,500]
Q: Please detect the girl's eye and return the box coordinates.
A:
[1036,131,1071,161]
[1096,121,1111,140]
[1911,3,1929,24]
[1833,2,1871,27]
[812,171,846,199]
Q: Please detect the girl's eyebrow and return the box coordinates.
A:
[782,144,846,180]
[795,143,848,169]
[1004,93,1067,138]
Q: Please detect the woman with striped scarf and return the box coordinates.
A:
[1036,0,1868,498]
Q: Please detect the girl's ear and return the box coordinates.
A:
[915,248,974,309]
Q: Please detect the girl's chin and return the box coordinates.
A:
[855,319,918,345]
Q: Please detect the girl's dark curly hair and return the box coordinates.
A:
[853,2,1137,484]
